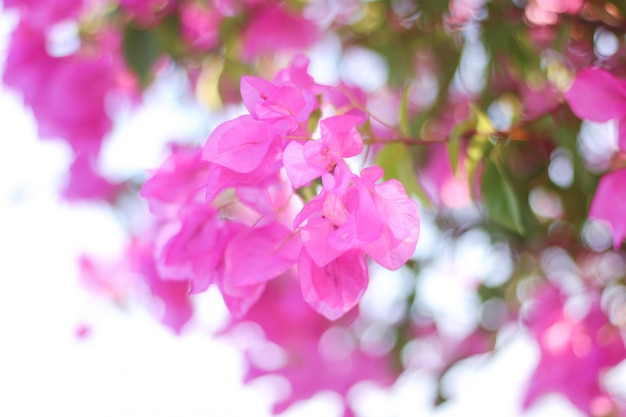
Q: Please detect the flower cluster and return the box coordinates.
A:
[2,0,321,201]
[141,56,420,320]
[11,1,626,416]
[2,0,137,201]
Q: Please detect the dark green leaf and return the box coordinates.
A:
[123,26,162,88]
[481,153,525,235]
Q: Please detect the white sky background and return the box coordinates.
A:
[0,8,590,417]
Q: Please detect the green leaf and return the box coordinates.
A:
[465,106,494,193]
[481,152,525,235]
[307,103,323,135]
[447,116,476,176]
[122,26,162,88]
[399,84,411,137]
[375,143,432,208]
[475,106,494,135]
[152,15,186,60]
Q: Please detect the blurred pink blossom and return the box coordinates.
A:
[80,238,194,333]
[3,0,84,28]
[223,277,398,415]
[180,2,223,51]
[525,0,583,25]
[241,4,319,60]
[523,283,626,415]
[589,169,626,250]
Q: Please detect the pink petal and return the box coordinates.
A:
[240,76,277,119]
[225,223,302,286]
[298,250,369,320]
[273,54,315,88]
[180,2,222,51]
[373,179,420,243]
[202,115,275,173]
[240,76,316,129]
[217,277,267,318]
[131,240,194,334]
[140,146,210,214]
[320,115,364,158]
[62,154,123,202]
[564,68,626,123]
[360,166,384,186]
[155,205,222,292]
[354,180,384,242]
[589,168,626,249]
[283,140,326,187]
[364,222,419,270]
[241,5,319,60]
[301,218,345,267]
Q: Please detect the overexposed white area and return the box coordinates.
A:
[0,9,588,417]
[0,83,277,417]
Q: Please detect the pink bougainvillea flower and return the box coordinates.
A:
[354,167,420,270]
[240,75,318,134]
[234,171,299,222]
[203,149,283,206]
[296,167,419,270]
[241,4,319,60]
[324,167,419,270]
[319,114,365,158]
[202,114,278,173]
[523,284,626,416]
[3,22,134,160]
[79,254,140,304]
[589,168,626,249]
[215,259,268,318]
[272,54,368,120]
[283,114,364,188]
[3,0,84,28]
[535,0,583,14]
[561,68,626,247]
[565,67,626,150]
[224,222,302,286]
[520,82,560,120]
[155,204,224,293]
[419,144,473,209]
[180,2,223,51]
[223,277,398,415]
[282,140,326,188]
[80,238,193,334]
[132,239,194,333]
[525,0,583,25]
[141,145,211,216]
[273,54,316,89]
[296,189,350,267]
[446,0,487,26]
[62,154,124,202]
[298,249,369,320]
